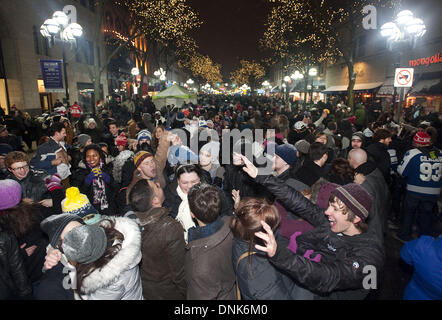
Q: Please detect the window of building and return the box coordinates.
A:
[89,0,95,12]
[75,39,94,65]
[80,0,87,6]
[33,26,40,55]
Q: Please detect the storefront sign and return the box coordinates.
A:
[409,53,442,67]
[40,59,64,92]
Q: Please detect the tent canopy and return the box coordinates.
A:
[152,84,197,110]
[152,84,197,100]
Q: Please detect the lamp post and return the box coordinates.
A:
[289,71,304,104]
[131,67,139,96]
[380,10,426,122]
[40,10,83,107]
[306,67,318,107]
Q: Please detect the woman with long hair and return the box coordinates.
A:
[230,197,304,300]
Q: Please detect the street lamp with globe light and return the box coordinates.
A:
[380,10,426,121]
[40,10,83,108]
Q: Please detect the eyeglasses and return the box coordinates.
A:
[10,164,29,172]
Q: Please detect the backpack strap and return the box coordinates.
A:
[235,251,257,300]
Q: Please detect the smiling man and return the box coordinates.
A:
[240,155,385,300]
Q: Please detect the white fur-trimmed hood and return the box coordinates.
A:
[80,217,142,295]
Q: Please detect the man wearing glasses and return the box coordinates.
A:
[5,151,52,207]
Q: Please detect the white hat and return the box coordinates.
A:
[294,121,307,130]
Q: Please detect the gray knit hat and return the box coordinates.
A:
[332,184,372,222]
[62,224,107,265]
[294,140,310,155]
[77,134,91,148]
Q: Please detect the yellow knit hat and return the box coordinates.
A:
[61,187,100,224]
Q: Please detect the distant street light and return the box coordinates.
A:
[40,9,83,107]
[380,9,426,121]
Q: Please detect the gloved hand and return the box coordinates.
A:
[91,167,103,178]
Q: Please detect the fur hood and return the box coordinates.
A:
[80,217,142,295]
[112,150,134,184]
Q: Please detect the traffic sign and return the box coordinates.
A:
[394,68,414,88]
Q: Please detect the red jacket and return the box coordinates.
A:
[70,104,83,118]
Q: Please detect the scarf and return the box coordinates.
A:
[176,185,196,244]
[88,161,109,211]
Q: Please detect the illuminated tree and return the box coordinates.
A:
[183,54,223,87]
[262,0,400,109]
[230,60,265,95]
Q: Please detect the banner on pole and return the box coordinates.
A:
[40,59,64,92]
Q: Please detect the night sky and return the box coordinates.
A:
[187,0,272,81]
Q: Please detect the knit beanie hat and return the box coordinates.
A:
[77,134,91,148]
[294,140,310,155]
[0,143,13,156]
[134,151,153,168]
[40,214,85,248]
[62,224,107,265]
[62,187,101,225]
[331,184,372,222]
[137,130,151,143]
[275,144,298,166]
[0,179,22,211]
[115,132,128,147]
[413,131,431,146]
[316,182,340,209]
[294,121,307,130]
[176,112,185,121]
[351,132,364,141]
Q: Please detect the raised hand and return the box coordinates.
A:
[254,220,277,258]
[240,154,258,179]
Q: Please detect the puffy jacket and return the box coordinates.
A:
[0,228,32,299]
[30,137,61,175]
[185,216,236,300]
[136,207,187,300]
[401,236,442,300]
[256,174,385,299]
[233,236,301,300]
[78,217,143,300]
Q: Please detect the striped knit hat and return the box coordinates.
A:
[62,187,101,225]
[331,184,372,222]
[413,131,431,146]
[134,151,153,168]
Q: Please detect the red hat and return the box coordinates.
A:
[115,133,128,147]
[347,116,356,125]
[413,132,431,146]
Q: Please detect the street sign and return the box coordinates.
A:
[394,68,414,88]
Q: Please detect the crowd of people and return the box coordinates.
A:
[0,93,441,300]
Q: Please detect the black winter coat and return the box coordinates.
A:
[0,228,32,299]
[256,175,385,299]
[294,159,328,187]
[7,169,50,203]
[223,164,270,208]
[367,142,391,184]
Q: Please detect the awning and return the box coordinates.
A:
[377,78,394,96]
[410,79,442,95]
[323,82,384,94]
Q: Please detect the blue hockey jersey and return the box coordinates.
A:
[397,148,442,198]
